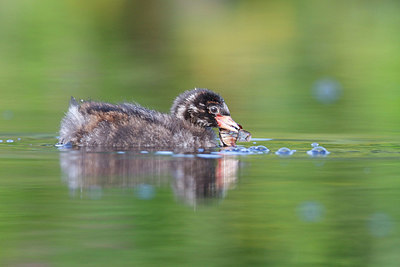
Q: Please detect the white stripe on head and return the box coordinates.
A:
[186,91,198,103]
[176,105,187,120]
[189,104,199,112]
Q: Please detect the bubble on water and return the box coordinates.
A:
[55,142,73,149]
[17,138,21,141]
[135,184,155,200]
[312,78,342,104]
[198,148,204,152]
[248,145,270,153]
[0,140,3,143]
[275,147,296,156]
[216,145,270,155]
[117,151,126,154]
[197,154,222,159]
[297,201,325,222]
[368,212,393,238]
[311,142,319,148]
[6,139,14,143]
[307,144,330,157]
[232,147,251,153]
[218,147,251,155]
[140,151,149,154]
[155,151,174,155]
[253,142,257,144]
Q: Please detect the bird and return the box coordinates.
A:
[58,88,243,148]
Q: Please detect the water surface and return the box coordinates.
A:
[1,135,400,266]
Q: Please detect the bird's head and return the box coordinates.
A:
[170,88,241,133]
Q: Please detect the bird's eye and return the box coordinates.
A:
[209,106,219,114]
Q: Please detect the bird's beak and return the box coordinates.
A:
[215,115,240,132]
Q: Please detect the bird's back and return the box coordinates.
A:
[59,99,217,148]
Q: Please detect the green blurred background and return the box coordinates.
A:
[0,0,399,136]
[1,2,400,266]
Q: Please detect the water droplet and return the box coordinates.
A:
[248,145,270,153]
[235,147,251,153]
[219,147,251,155]
[216,145,270,155]
[275,147,296,156]
[307,144,330,157]
[55,142,72,148]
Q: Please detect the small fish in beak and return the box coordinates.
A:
[215,115,241,132]
[219,130,238,147]
[217,116,252,147]
[219,129,252,147]
[237,129,252,142]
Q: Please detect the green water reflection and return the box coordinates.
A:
[1,137,400,266]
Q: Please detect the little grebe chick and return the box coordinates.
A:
[58,88,243,148]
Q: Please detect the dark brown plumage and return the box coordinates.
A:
[58,88,242,148]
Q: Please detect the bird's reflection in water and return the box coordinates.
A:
[59,148,241,205]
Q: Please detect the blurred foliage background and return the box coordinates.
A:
[0,0,399,136]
